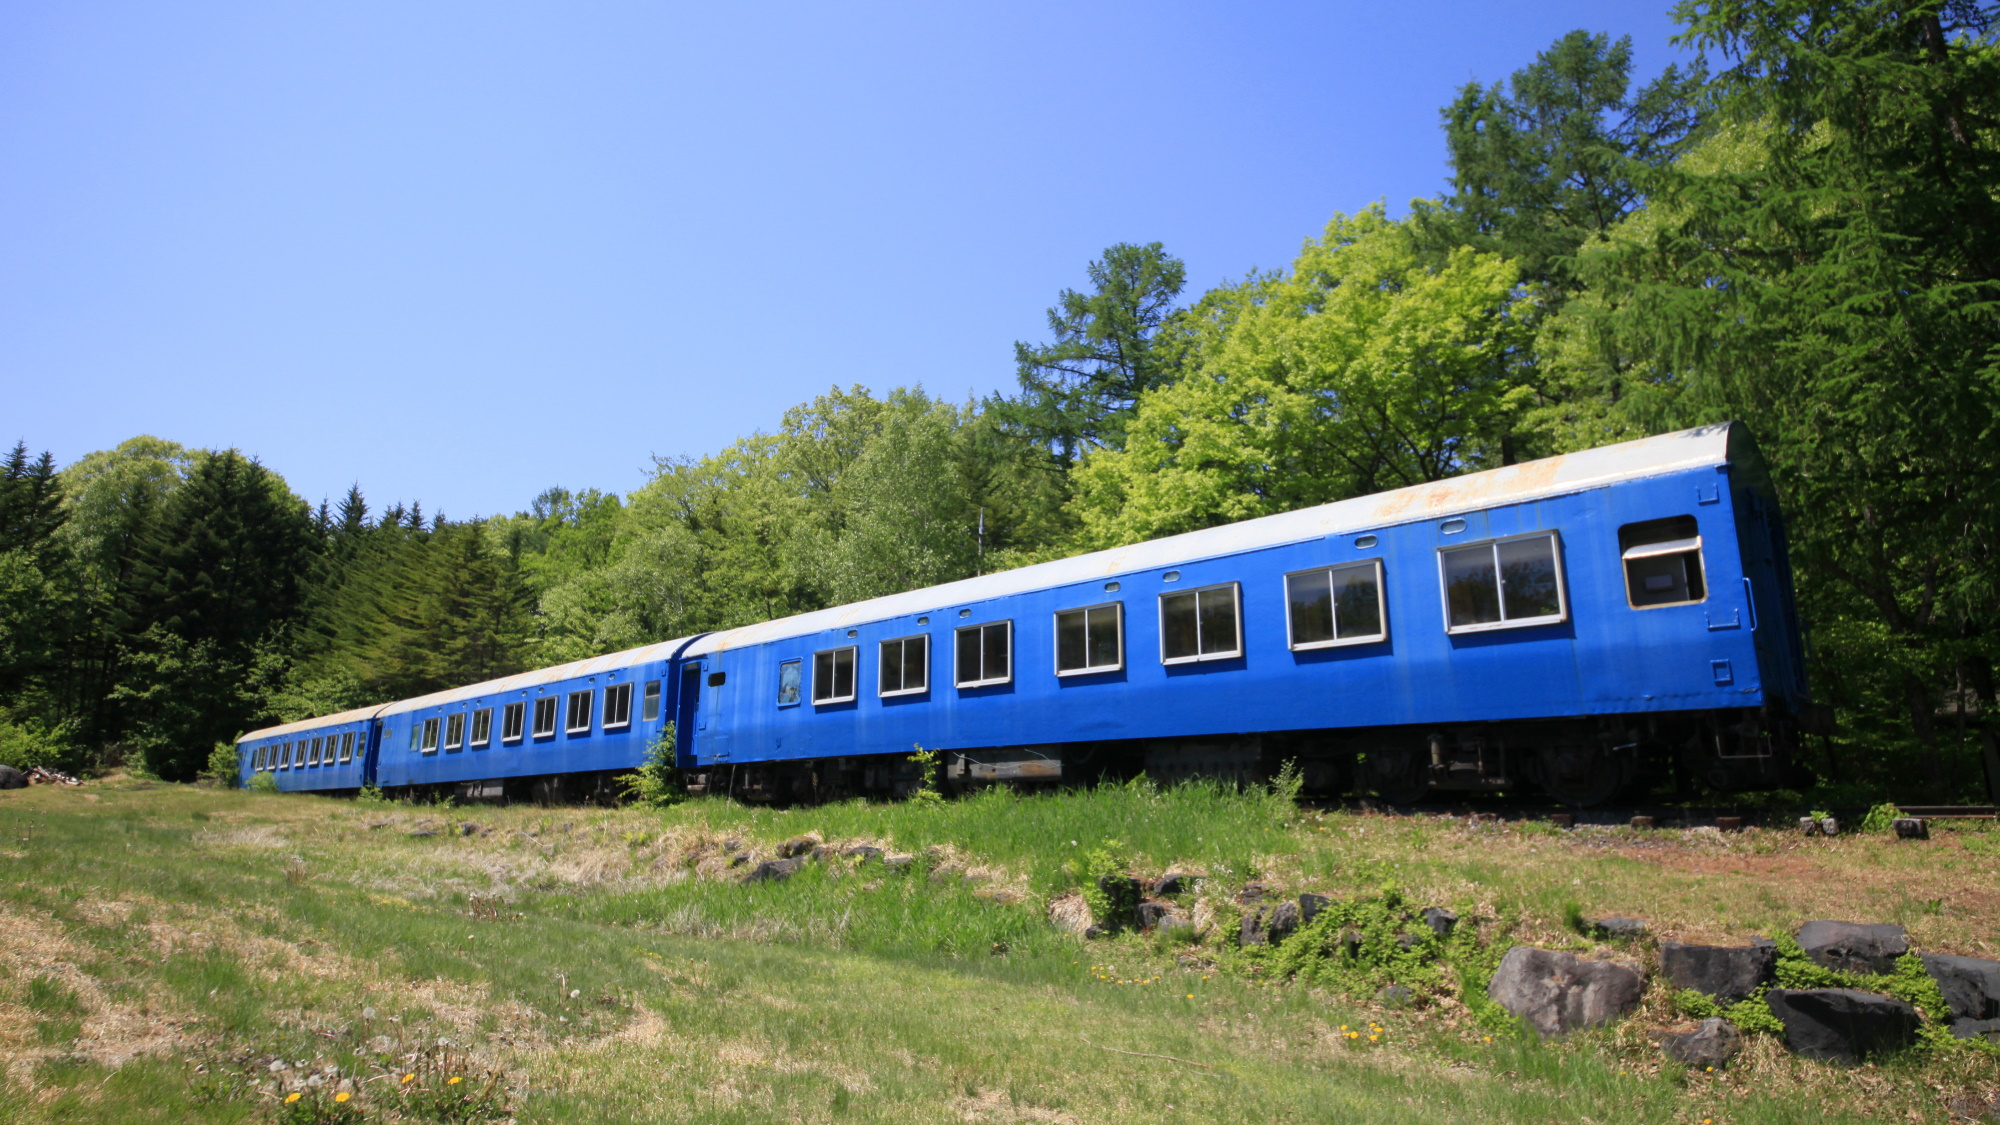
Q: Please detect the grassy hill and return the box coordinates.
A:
[0,780,1994,1124]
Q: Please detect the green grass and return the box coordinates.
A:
[0,781,1992,1123]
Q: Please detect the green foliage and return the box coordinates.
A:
[1859,802,1902,834]
[907,744,944,806]
[1256,886,1453,999]
[0,709,78,773]
[1560,899,1588,935]
[202,741,239,788]
[249,770,279,793]
[1077,838,1133,926]
[276,1088,365,1125]
[617,724,684,809]
[1674,987,1782,1037]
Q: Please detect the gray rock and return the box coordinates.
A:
[883,854,914,871]
[1486,946,1645,1038]
[1949,1017,2000,1042]
[1660,939,1776,1004]
[778,836,816,858]
[742,857,803,884]
[842,845,884,862]
[1375,984,1415,1008]
[727,854,749,868]
[1157,915,1196,939]
[1421,907,1458,939]
[1795,921,1908,976]
[1589,916,1648,938]
[1136,901,1173,931]
[1083,924,1110,940]
[408,829,437,838]
[721,837,743,851]
[1923,954,2000,1020]
[1150,872,1192,897]
[1892,818,1929,840]
[1395,932,1424,952]
[1299,893,1331,926]
[0,765,26,789]
[1241,901,1301,947]
[1235,882,1270,905]
[1766,988,1920,1062]
[1655,1017,1744,1068]
[810,845,835,862]
[457,823,481,837]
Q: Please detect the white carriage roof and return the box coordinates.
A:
[684,423,1741,656]
[237,422,1741,742]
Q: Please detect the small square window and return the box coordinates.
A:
[604,683,633,728]
[340,731,356,763]
[955,620,1012,687]
[777,660,802,706]
[566,689,593,734]
[444,713,465,750]
[1620,516,1706,608]
[1440,532,1567,633]
[1055,603,1122,675]
[642,680,661,722]
[813,646,857,704]
[420,718,440,753]
[470,709,491,748]
[532,696,558,738]
[879,635,929,696]
[503,701,526,742]
[1159,583,1242,663]
[1286,561,1388,650]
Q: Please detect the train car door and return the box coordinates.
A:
[676,663,703,756]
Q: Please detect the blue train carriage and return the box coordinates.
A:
[237,705,383,793]
[673,422,1820,805]
[370,638,692,803]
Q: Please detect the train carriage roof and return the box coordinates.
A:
[683,422,1754,656]
[369,637,696,721]
[238,703,390,744]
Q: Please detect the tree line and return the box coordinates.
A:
[2,2,1995,800]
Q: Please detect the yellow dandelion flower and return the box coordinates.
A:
[285,1093,302,1104]
[1186,994,1194,999]
[448,1076,464,1086]
[1482,1036,1492,1043]
[334,1092,351,1103]
[1369,1034,1379,1042]
[402,1074,415,1084]
[1340,1025,1348,1031]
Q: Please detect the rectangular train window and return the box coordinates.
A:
[1287,560,1387,649]
[340,731,355,763]
[252,746,264,770]
[470,709,491,747]
[1439,532,1566,633]
[280,742,292,768]
[777,660,802,706]
[813,647,857,704]
[565,690,593,734]
[443,713,465,750]
[532,696,558,737]
[1159,583,1241,663]
[1620,516,1706,608]
[642,680,661,722]
[604,683,633,728]
[879,635,929,696]
[311,737,325,766]
[503,701,526,742]
[1055,603,1122,675]
[955,620,1011,687]
[420,718,440,753]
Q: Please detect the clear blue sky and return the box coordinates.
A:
[4,1,1693,520]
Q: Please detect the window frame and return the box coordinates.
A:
[340,731,355,763]
[603,682,633,729]
[442,712,464,751]
[878,634,930,697]
[253,745,265,771]
[1619,517,1707,610]
[1157,581,1244,665]
[532,696,558,738]
[641,680,661,722]
[812,646,858,705]
[777,659,803,707]
[280,742,292,768]
[1054,601,1124,677]
[1284,559,1389,651]
[1437,530,1569,635]
[469,709,491,748]
[420,717,440,754]
[954,620,1013,688]
[565,689,594,734]
[502,701,526,743]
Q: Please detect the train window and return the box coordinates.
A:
[813,646,857,704]
[1620,516,1706,608]
[777,660,802,706]
[420,718,440,753]
[565,690,594,734]
[340,731,355,763]
[879,635,929,697]
[532,697,558,738]
[955,620,1012,687]
[1439,532,1567,633]
[1286,561,1387,649]
[277,742,288,768]
[443,713,465,750]
[604,683,633,729]
[252,746,264,771]
[312,736,326,766]
[503,701,526,742]
[468,709,490,748]
[642,681,661,722]
[1159,583,1242,664]
[1055,603,1123,675]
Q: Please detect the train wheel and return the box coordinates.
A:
[1361,748,1428,804]
[1538,745,1622,807]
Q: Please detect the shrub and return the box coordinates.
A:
[616,724,684,808]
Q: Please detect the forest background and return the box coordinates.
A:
[2,1,1996,803]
